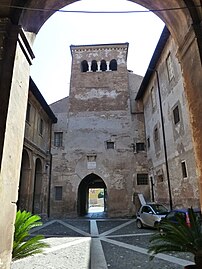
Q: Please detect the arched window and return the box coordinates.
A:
[100,60,107,71]
[81,60,88,72]
[110,59,117,71]
[91,60,98,72]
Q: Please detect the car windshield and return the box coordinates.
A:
[150,204,168,215]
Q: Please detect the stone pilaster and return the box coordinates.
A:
[0,19,34,269]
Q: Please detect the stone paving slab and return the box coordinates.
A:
[33,222,84,237]
[101,240,184,269]
[97,220,129,234]
[12,237,91,269]
[62,220,90,234]
[11,218,195,269]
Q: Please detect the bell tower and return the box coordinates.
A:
[69,43,129,113]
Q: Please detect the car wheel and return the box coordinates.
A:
[136,219,143,229]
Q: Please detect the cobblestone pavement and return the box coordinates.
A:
[11,214,195,269]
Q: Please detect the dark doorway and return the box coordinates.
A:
[18,149,31,211]
[77,173,107,216]
[33,158,42,214]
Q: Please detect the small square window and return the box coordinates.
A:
[181,161,188,178]
[55,186,63,201]
[137,174,149,185]
[54,132,63,147]
[173,106,180,124]
[106,141,115,149]
[136,143,145,152]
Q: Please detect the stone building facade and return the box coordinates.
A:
[50,43,148,218]
[18,77,57,217]
[1,2,202,267]
[135,27,199,209]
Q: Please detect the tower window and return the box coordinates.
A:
[110,59,117,71]
[81,60,89,72]
[91,60,98,72]
[100,60,107,71]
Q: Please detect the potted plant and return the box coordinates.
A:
[148,208,202,268]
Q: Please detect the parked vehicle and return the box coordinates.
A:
[136,203,169,229]
[159,207,202,234]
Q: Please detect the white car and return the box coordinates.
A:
[136,203,169,229]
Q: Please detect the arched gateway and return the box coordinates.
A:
[77,174,107,216]
[0,1,202,267]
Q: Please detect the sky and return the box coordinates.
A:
[30,0,165,104]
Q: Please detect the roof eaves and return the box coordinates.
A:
[135,26,170,100]
[29,77,57,123]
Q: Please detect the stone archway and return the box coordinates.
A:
[18,149,31,211]
[33,158,43,214]
[0,1,202,267]
[77,173,107,216]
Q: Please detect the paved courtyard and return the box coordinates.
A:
[11,213,195,269]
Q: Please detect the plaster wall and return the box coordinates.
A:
[50,44,148,217]
[142,35,199,208]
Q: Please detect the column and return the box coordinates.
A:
[0,18,34,269]
[88,61,91,72]
[106,61,110,71]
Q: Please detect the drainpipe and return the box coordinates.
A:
[47,123,53,218]
[47,153,52,218]
[155,70,173,210]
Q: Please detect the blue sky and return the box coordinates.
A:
[30,0,164,104]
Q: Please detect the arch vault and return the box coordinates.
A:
[0,1,202,267]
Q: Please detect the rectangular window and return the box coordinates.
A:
[39,118,43,135]
[157,174,164,183]
[166,53,174,81]
[181,161,188,178]
[54,132,63,147]
[26,103,31,123]
[154,127,159,141]
[151,87,156,108]
[136,143,145,152]
[137,174,149,185]
[147,138,150,149]
[106,141,115,149]
[55,186,63,201]
[173,106,180,124]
